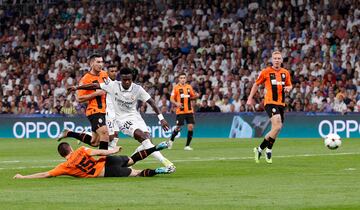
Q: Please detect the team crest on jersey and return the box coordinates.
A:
[99,118,103,123]
[103,77,110,85]
[272,108,276,113]
[281,73,286,79]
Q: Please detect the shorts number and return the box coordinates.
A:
[107,121,113,129]
[120,121,133,131]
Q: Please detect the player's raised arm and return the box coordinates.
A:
[68,83,101,92]
[146,98,170,131]
[88,146,122,156]
[13,172,52,179]
[68,83,105,103]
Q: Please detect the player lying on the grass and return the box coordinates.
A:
[67,67,175,170]
[13,141,172,179]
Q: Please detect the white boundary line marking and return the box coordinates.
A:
[0,152,359,170]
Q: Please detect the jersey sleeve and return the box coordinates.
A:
[138,86,151,102]
[83,147,93,156]
[48,164,67,177]
[77,76,91,97]
[255,70,266,85]
[99,80,114,94]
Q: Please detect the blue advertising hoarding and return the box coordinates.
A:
[0,113,359,139]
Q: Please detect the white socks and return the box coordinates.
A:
[258,147,272,153]
[141,139,154,149]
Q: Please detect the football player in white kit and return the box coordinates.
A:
[68,68,175,170]
[106,65,120,149]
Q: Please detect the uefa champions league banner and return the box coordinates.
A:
[0,113,359,139]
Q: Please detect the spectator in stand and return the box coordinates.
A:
[198,100,210,112]
[0,1,358,115]
[60,100,76,115]
[208,100,221,112]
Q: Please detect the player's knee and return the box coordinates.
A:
[134,130,147,141]
[97,129,109,141]
[188,124,194,131]
[101,131,109,139]
[273,122,282,132]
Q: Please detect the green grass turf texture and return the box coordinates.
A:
[0,137,359,210]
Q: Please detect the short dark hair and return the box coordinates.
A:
[120,67,133,75]
[108,64,117,69]
[179,72,186,77]
[57,142,72,157]
[89,53,102,61]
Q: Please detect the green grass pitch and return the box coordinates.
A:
[0,137,359,210]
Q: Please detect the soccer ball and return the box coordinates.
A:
[324,133,342,150]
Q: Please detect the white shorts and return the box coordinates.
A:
[106,116,119,136]
[116,115,149,137]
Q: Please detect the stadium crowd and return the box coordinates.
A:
[0,0,359,115]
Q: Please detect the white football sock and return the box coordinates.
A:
[257,147,262,152]
[141,139,165,162]
[266,148,272,153]
[141,139,154,149]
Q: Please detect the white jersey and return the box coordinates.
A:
[100,80,151,119]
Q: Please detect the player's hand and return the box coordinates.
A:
[175,102,183,108]
[112,146,122,154]
[192,92,200,99]
[67,86,77,94]
[246,98,255,111]
[284,86,292,93]
[246,98,255,106]
[13,174,23,179]
[160,119,170,131]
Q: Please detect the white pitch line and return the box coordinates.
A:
[0,152,359,171]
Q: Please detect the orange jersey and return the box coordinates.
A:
[171,83,196,114]
[77,70,108,116]
[48,146,106,178]
[255,67,292,106]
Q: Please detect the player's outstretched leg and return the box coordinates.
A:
[57,129,70,142]
[130,141,169,164]
[58,129,94,146]
[138,167,172,177]
[135,130,175,169]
